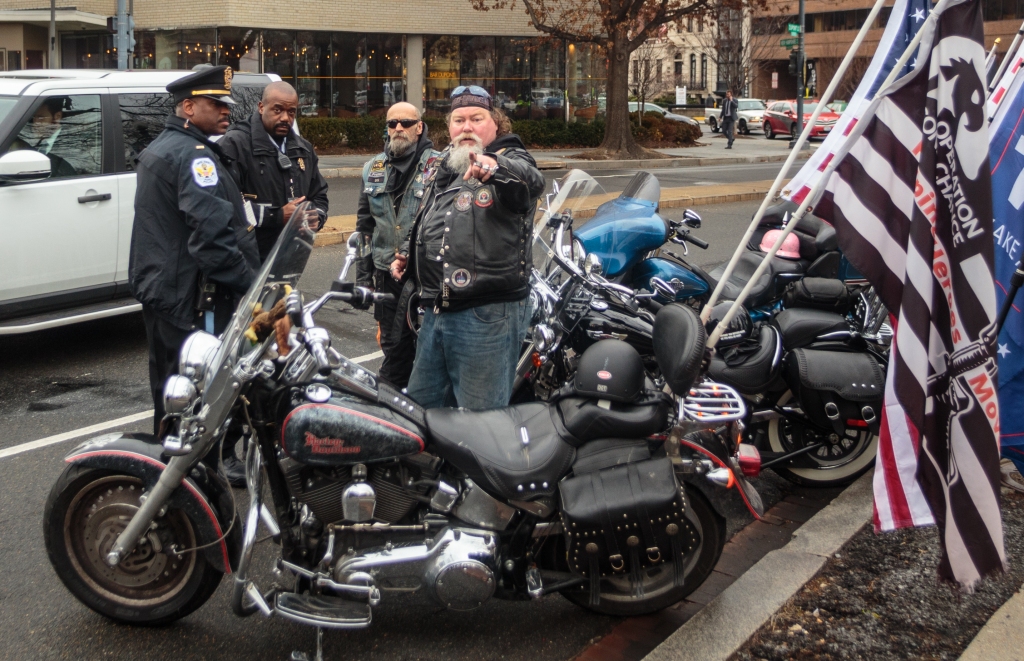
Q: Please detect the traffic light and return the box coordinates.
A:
[127,15,136,51]
[788,50,799,77]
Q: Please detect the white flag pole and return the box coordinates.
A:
[699,0,891,323]
[984,38,1000,77]
[707,8,939,348]
[989,19,1024,93]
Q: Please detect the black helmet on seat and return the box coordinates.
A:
[574,340,645,403]
[705,301,753,347]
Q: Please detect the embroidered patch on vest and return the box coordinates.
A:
[371,160,385,171]
[297,157,305,171]
[455,191,473,211]
[451,268,472,288]
[474,187,493,208]
[191,157,218,187]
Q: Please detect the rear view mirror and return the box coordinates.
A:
[347,231,371,259]
[682,209,702,229]
[0,150,51,184]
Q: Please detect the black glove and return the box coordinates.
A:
[354,254,375,290]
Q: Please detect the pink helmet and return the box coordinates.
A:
[760,229,801,259]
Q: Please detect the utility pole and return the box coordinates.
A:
[789,0,805,149]
[49,0,56,68]
[115,0,135,70]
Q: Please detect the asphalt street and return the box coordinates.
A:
[0,198,790,660]
[325,161,787,215]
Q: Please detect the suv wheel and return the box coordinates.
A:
[708,117,719,133]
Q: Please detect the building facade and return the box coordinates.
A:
[0,1,610,119]
[629,19,719,106]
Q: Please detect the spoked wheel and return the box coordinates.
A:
[764,123,775,139]
[766,391,877,487]
[44,467,223,625]
[561,486,724,616]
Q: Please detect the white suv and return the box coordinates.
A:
[0,69,278,335]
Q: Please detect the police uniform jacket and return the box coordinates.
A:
[356,135,437,273]
[404,133,544,312]
[219,111,329,260]
[129,115,260,331]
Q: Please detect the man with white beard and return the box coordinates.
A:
[391,86,544,409]
[354,102,437,388]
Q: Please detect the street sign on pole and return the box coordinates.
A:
[771,72,778,89]
[780,37,799,48]
[787,22,801,35]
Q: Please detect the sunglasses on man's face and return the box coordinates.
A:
[387,119,419,129]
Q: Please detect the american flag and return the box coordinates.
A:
[814,0,1006,588]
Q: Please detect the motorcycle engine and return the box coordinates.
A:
[423,530,498,610]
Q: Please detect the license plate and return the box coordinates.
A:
[822,127,832,133]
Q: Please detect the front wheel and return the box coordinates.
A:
[738,119,749,135]
[764,122,775,139]
[708,117,719,133]
[765,390,878,487]
[44,466,223,625]
[561,486,724,616]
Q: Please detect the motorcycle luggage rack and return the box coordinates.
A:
[679,381,746,424]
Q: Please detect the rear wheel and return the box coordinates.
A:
[44,466,223,625]
[765,391,877,487]
[709,117,719,133]
[765,122,775,139]
[561,486,724,616]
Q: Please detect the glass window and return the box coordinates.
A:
[61,33,116,69]
[567,42,606,122]
[296,32,332,117]
[461,36,495,91]
[365,34,404,114]
[7,95,102,179]
[0,96,18,124]
[329,33,363,117]
[119,93,173,170]
[497,37,532,119]
[263,30,295,81]
[218,28,262,72]
[133,32,155,69]
[153,29,216,70]
[532,39,564,119]
[738,100,766,110]
[425,36,459,116]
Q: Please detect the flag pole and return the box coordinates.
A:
[989,19,1024,93]
[699,0,890,323]
[985,38,1001,77]
[996,258,1024,334]
[708,10,938,348]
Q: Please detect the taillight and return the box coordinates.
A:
[737,444,761,478]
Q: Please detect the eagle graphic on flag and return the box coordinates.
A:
[814,0,1005,588]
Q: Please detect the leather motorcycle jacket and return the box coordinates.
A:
[404,133,544,313]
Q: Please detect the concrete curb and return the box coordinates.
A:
[321,152,811,179]
[641,471,874,661]
[958,584,1024,661]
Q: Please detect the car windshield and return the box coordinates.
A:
[738,100,765,111]
[0,96,18,124]
[802,102,819,113]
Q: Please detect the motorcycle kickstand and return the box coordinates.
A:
[289,627,324,661]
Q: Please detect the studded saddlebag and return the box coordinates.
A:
[559,457,696,606]
[784,348,885,437]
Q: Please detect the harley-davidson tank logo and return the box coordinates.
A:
[303,431,361,454]
[597,370,613,380]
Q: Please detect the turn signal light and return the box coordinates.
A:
[737,444,762,478]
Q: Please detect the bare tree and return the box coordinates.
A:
[691,0,789,98]
[815,38,872,102]
[631,38,662,127]
[471,0,768,158]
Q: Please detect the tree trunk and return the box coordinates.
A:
[580,36,661,160]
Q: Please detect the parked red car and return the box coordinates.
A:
[762,99,839,140]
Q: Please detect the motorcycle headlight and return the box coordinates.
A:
[584,252,603,276]
[572,238,587,271]
[179,331,221,391]
[163,374,198,415]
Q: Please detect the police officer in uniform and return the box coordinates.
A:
[354,102,437,388]
[128,66,259,482]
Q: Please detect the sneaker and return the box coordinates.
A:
[1001,458,1024,493]
[222,455,247,489]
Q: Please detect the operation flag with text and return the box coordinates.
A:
[814,0,1005,588]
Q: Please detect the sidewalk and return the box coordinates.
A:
[318,136,817,178]
[312,178,786,248]
[959,586,1024,660]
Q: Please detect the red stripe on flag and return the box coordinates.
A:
[993,87,1006,106]
[817,152,834,171]
[877,404,915,528]
[792,186,811,205]
[843,117,858,136]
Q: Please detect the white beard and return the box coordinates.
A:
[389,135,414,158]
[447,137,484,174]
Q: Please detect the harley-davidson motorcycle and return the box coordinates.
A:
[43,197,764,659]
[517,171,891,487]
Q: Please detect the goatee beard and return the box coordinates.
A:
[389,136,413,157]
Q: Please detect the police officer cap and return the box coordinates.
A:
[167,65,236,106]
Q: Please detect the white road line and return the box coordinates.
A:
[0,348,386,461]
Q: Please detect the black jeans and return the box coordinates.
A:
[142,308,193,436]
[373,268,417,389]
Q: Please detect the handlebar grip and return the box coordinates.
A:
[685,234,709,250]
[309,341,333,376]
[372,292,396,303]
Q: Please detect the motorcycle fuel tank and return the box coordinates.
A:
[575,197,669,278]
[281,394,425,467]
[631,256,709,301]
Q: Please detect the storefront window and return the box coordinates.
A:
[218,27,261,72]
[61,33,116,69]
[496,37,531,119]
[531,39,564,119]
[365,35,404,115]
[263,30,295,80]
[152,29,216,70]
[296,32,331,117]
[460,36,495,91]
[566,42,606,122]
[425,36,459,116]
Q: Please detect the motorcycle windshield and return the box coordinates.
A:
[532,170,605,278]
[203,203,316,404]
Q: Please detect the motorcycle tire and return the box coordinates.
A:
[44,465,224,626]
[765,390,878,487]
[560,486,724,616]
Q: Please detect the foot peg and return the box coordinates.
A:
[275,592,372,629]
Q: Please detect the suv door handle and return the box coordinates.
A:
[77,193,112,203]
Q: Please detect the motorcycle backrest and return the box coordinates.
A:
[747,200,838,260]
[653,303,707,396]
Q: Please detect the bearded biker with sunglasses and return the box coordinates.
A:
[354,102,438,389]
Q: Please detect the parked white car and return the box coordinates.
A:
[0,68,279,335]
[705,98,767,135]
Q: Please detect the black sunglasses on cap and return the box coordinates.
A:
[451,85,492,110]
[386,118,420,129]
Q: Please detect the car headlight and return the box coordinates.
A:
[179,331,222,392]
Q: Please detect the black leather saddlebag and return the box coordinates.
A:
[782,277,853,314]
[560,457,697,605]
[784,348,885,436]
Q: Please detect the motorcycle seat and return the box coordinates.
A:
[772,308,851,350]
[556,394,671,446]
[707,325,783,395]
[425,403,576,502]
[706,251,806,308]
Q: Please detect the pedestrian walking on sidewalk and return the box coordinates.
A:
[721,90,738,149]
[353,102,438,389]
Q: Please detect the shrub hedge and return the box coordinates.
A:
[297,114,701,152]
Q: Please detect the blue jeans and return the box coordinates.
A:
[406,299,530,410]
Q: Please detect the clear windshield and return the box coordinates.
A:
[532,170,605,279]
[738,100,765,111]
[0,96,18,124]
